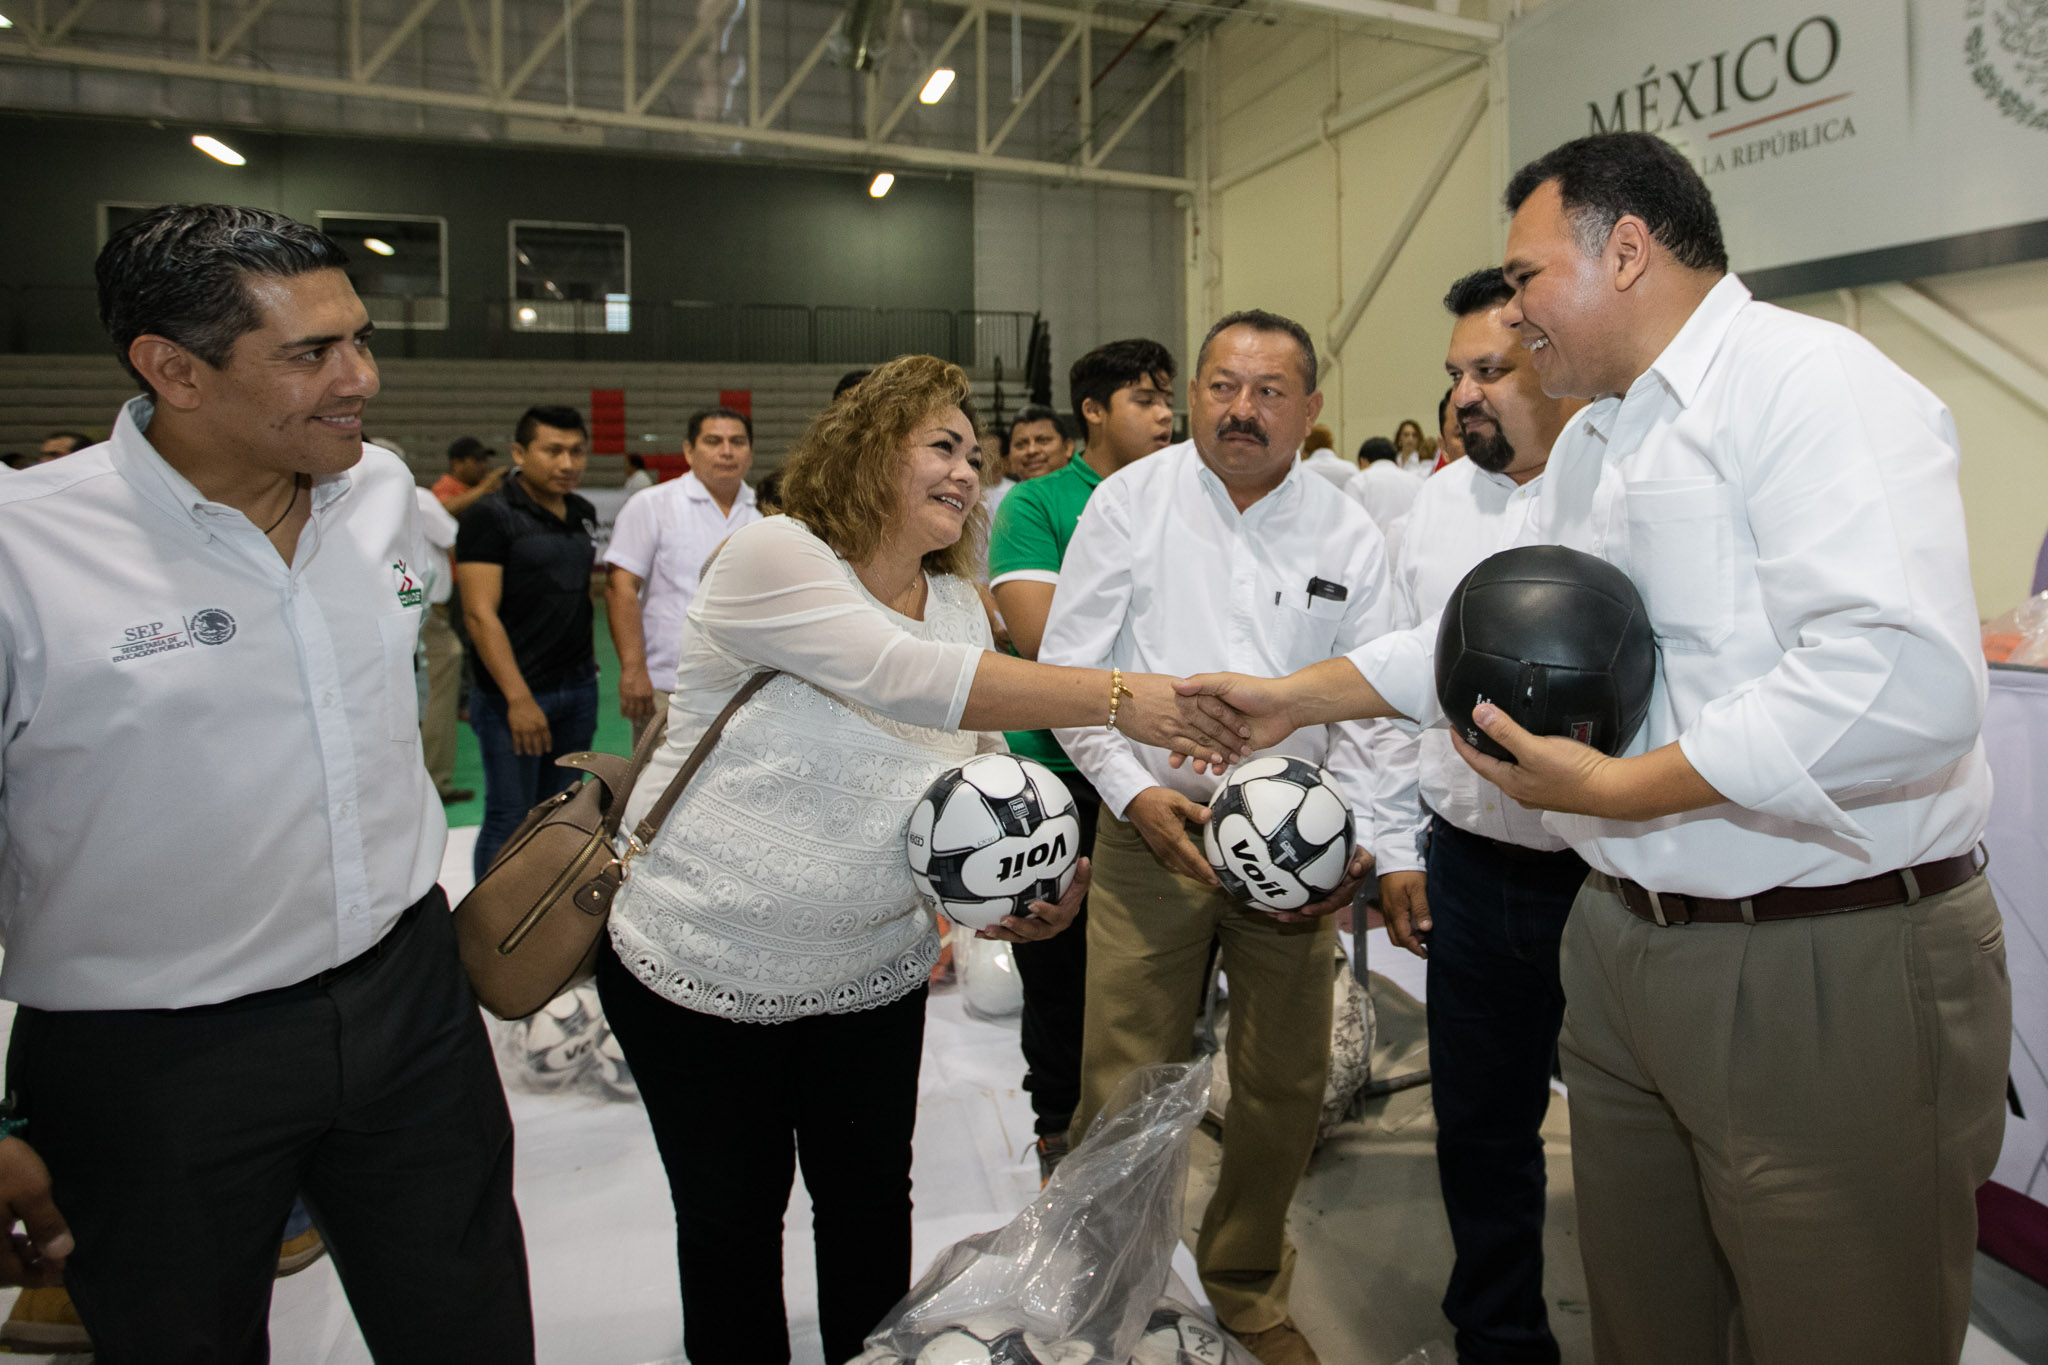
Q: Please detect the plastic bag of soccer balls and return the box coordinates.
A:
[855,1060,1235,1364]
[485,983,638,1103]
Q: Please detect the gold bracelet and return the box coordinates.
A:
[1106,666,1131,732]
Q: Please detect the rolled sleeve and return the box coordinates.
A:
[1345,615,1442,727]
[1670,345,1983,833]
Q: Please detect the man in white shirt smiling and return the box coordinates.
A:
[1182,134,2008,1365]
[1367,266,1585,1365]
[605,405,760,744]
[0,205,532,1361]
[1040,309,1385,1365]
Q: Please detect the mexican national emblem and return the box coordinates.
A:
[189,608,237,645]
[1967,0,2048,131]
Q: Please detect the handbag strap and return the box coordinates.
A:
[630,670,779,851]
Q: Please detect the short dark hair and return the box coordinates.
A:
[833,369,871,399]
[1069,337,1176,435]
[43,431,93,454]
[1504,132,1728,273]
[1357,436,1399,466]
[1009,404,1066,439]
[1438,387,1455,427]
[514,405,586,447]
[688,406,753,444]
[447,435,494,466]
[1444,267,1514,316]
[1197,309,1317,392]
[96,205,350,396]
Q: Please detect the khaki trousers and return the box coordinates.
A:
[1071,815,1335,1334]
[629,690,672,752]
[419,603,464,798]
[1560,871,2010,1365]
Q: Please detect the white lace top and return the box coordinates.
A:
[611,516,999,1022]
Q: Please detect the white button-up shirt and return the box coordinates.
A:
[1345,459,1425,532]
[1366,458,1575,873]
[604,471,760,693]
[1040,440,1394,827]
[0,399,446,1010]
[1348,276,1991,898]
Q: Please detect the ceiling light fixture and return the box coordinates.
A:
[869,172,895,198]
[919,68,956,104]
[191,134,246,166]
[517,306,539,324]
[362,237,396,257]
[0,13,13,28]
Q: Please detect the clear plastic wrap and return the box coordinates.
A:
[857,1059,1234,1364]
[1983,591,2048,666]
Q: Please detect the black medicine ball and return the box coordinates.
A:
[1434,545,1655,763]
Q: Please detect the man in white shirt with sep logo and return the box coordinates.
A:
[604,406,760,744]
[0,206,531,1361]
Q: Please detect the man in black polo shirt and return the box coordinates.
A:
[457,404,599,876]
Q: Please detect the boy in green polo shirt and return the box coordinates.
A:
[989,337,1177,1181]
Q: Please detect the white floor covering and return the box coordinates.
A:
[0,824,2032,1362]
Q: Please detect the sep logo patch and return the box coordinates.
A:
[392,560,425,609]
[109,608,235,662]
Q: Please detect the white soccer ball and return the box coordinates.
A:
[911,1318,1094,1365]
[1201,756,1355,912]
[516,984,606,1090]
[908,754,1081,930]
[588,1021,638,1103]
[1131,1306,1230,1365]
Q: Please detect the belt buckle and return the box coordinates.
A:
[1645,887,1689,927]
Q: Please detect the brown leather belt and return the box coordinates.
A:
[1606,849,1984,928]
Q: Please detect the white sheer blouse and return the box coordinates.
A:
[611,516,999,1022]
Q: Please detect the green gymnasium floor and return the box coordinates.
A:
[443,601,637,829]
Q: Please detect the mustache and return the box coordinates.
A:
[1214,416,1268,447]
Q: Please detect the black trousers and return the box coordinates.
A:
[1011,773,1100,1137]
[595,945,927,1365]
[7,888,533,1365]
[1424,817,1587,1365]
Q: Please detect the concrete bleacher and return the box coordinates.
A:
[0,355,1011,486]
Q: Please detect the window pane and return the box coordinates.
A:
[318,215,444,300]
[511,223,629,333]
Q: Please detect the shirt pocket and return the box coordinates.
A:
[1623,477,1737,654]
[1272,593,1348,665]
[377,609,424,743]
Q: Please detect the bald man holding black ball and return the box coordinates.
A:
[1182,132,2008,1365]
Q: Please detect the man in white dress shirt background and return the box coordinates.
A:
[1183,132,2009,1365]
[604,404,760,744]
[1039,309,1385,1365]
[0,205,531,1362]
[1344,435,1422,532]
[1368,265,1584,1365]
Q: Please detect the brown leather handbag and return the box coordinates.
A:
[453,671,777,1020]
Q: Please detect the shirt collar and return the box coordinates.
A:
[676,471,757,508]
[108,396,354,540]
[1581,273,1751,440]
[1189,440,1304,519]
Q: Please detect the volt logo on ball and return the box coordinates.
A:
[1201,756,1355,914]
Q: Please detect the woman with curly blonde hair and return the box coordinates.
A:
[599,354,1246,1364]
